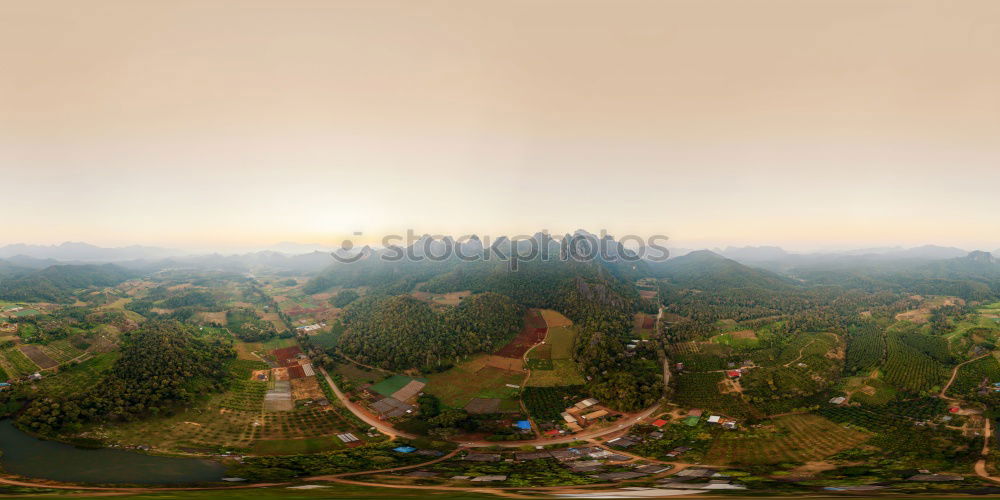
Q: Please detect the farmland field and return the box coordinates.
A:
[28,353,119,398]
[526,359,584,387]
[252,436,345,455]
[18,344,58,369]
[544,326,577,360]
[522,385,586,423]
[99,359,363,453]
[704,414,870,465]
[423,355,523,408]
[38,339,85,363]
[540,309,573,328]
[0,347,39,378]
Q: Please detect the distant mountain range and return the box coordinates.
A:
[0,242,178,262]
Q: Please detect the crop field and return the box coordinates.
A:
[819,398,949,435]
[710,329,758,349]
[27,352,118,398]
[424,355,523,408]
[545,326,577,360]
[219,360,270,411]
[18,344,58,369]
[251,436,345,455]
[495,309,547,358]
[0,347,39,378]
[335,361,391,387]
[633,313,656,338]
[845,323,886,375]
[101,360,363,453]
[526,359,584,387]
[539,309,572,328]
[743,332,842,400]
[704,414,870,465]
[370,375,424,398]
[38,339,85,364]
[235,337,297,361]
[843,372,898,405]
[882,326,948,393]
[673,372,751,417]
[522,385,586,423]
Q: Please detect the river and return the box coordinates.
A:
[0,420,226,484]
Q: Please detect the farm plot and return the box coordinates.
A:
[370,375,425,398]
[673,372,752,417]
[18,344,58,369]
[27,353,119,398]
[38,339,84,364]
[0,347,39,378]
[540,309,573,328]
[522,385,586,423]
[947,354,1000,397]
[526,360,584,387]
[883,326,948,393]
[102,362,363,453]
[495,314,547,359]
[704,414,870,465]
[633,313,656,339]
[424,355,523,408]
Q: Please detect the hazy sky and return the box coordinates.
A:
[2,0,999,251]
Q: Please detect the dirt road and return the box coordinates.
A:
[319,366,418,440]
[941,353,991,399]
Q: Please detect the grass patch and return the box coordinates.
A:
[424,356,523,408]
[526,359,584,387]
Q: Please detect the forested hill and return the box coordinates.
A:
[338,293,523,371]
[648,250,797,291]
[0,263,134,303]
[18,320,235,434]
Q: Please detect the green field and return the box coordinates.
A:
[423,356,523,408]
[545,326,577,359]
[251,436,345,455]
[0,347,39,378]
[369,374,425,398]
[29,352,119,398]
[704,414,870,465]
[526,359,584,387]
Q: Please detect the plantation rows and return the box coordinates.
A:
[948,355,1000,397]
[673,353,727,372]
[673,372,751,417]
[900,331,953,364]
[882,332,947,393]
[522,385,585,422]
[818,398,949,433]
[1,348,38,378]
[743,364,829,398]
[40,339,84,363]
[219,359,270,412]
[845,323,885,374]
[32,353,118,398]
[705,414,869,465]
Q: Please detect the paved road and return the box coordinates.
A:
[319,366,418,440]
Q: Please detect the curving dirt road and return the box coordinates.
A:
[319,366,418,440]
[941,353,991,400]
